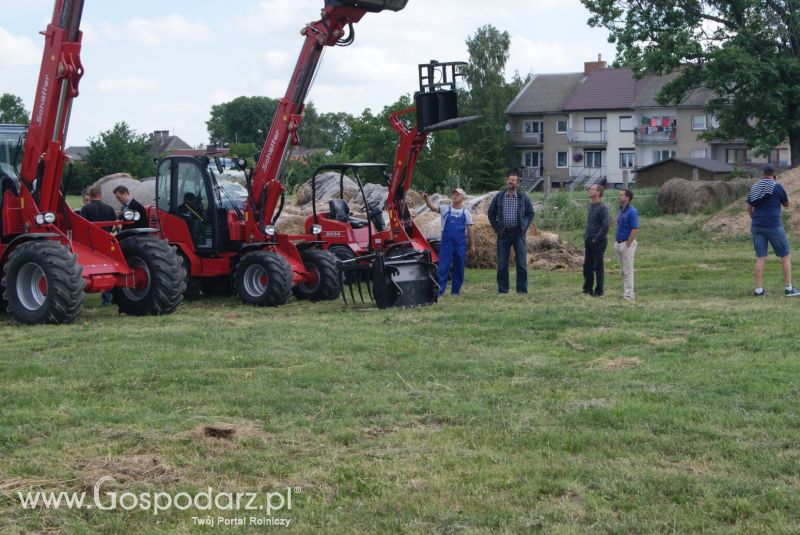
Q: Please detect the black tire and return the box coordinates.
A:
[112,236,186,316]
[292,249,341,301]
[2,240,85,324]
[234,250,292,306]
[181,254,201,300]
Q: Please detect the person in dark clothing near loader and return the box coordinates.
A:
[583,179,610,296]
[113,185,148,229]
[79,185,116,305]
[487,170,536,294]
[79,185,116,222]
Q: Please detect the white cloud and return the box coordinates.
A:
[0,27,40,67]
[98,76,161,94]
[99,15,214,46]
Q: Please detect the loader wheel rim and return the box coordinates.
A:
[243,264,268,298]
[16,262,48,311]
[121,256,152,301]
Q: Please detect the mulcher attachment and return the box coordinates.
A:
[337,250,438,309]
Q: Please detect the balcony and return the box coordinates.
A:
[567,130,607,146]
[634,129,677,144]
[509,131,543,146]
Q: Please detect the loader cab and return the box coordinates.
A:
[155,155,237,253]
[0,124,25,185]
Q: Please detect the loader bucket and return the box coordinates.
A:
[338,250,438,309]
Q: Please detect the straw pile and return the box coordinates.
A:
[703,168,800,238]
[658,178,744,214]
[467,214,582,271]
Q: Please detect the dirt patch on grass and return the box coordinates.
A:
[365,417,445,439]
[646,336,687,346]
[79,455,178,489]
[176,420,268,444]
[589,357,642,371]
[703,167,800,239]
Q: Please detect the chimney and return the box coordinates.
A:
[584,53,607,77]
[153,130,169,144]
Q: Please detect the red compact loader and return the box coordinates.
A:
[0,0,185,324]
[150,0,409,306]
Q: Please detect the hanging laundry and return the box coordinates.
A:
[650,117,658,127]
[641,116,649,125]
[661,117,670,127]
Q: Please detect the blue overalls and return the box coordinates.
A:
[438,206,468,296]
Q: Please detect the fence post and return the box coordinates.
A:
[692,168,699,181]
[622,170,629,188]
[543,175,551,200]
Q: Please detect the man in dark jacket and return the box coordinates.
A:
[487,170,536,293]
[583,180,610,296]
[79,185,116,222]
[113,185,148,229]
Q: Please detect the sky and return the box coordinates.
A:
[0,0,617,148]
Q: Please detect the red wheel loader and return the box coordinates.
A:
[0,0,185,324]
[302,60,478,308]
[150,0,409,306]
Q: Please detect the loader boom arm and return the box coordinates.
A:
[20,0,85,214]
[248,1,407,233]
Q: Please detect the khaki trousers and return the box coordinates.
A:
[614,240,637,300]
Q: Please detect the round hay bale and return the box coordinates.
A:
[91,174,141,208]
[659,178,739,214]
[466,191,497,215]
[405,190,424,208]
[133,179,156,207]
[295,172,357,206]
[728,178,754,198]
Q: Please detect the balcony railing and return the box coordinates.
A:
[567,130,607,145]
[509,131,543,146]
[634,129,677,144]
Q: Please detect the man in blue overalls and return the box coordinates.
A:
[422,188,476,296]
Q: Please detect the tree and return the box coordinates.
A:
[459,25,520,191]
[207,96,279,147]
[84,122,153,180]
[582,0,800,166]
[0,93,29,124]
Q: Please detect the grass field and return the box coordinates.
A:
[1,214,799,533]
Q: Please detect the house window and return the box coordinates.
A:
[556,119,568,134]
[726,149,748,164]
[691,149,708,158]
[584,118,606,132]
[691,115,707,130]
[523,151,541,168]
[556,151,568,168]
[523,120,542,137]
[619,116,635,132]
[653,149,676,163]
[619,150,635,168]
[585,151,602,168]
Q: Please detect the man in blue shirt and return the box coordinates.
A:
[746,164,799,297]
[613,188,639,302]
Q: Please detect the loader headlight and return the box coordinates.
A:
[121,209,136,221]
[34,212,57,225]
[311,224,322,235]
[263,225,277,237]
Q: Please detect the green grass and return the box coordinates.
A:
[2,215,800,533]
[531,188,661,232]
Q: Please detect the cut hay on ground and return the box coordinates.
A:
[703,168,800,239]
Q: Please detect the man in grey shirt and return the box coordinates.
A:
[582,180,610,296]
